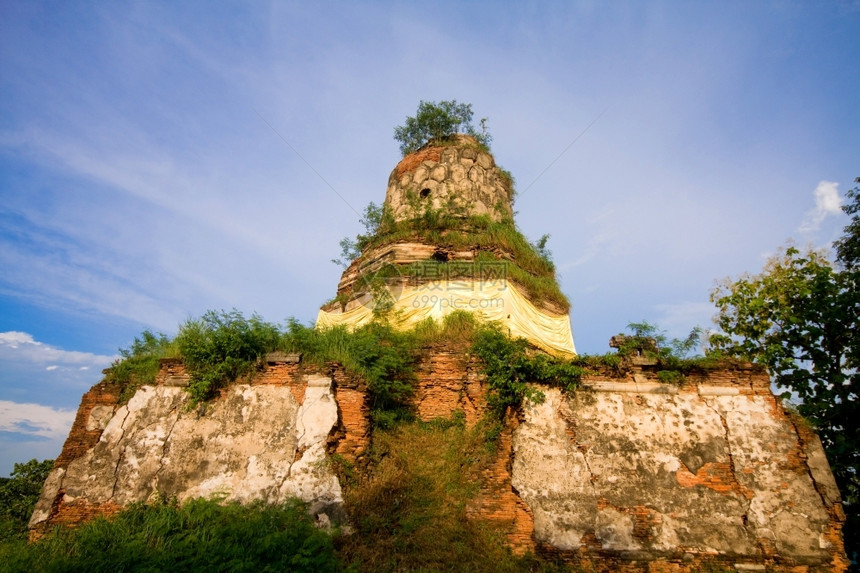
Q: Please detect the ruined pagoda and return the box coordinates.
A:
[317,134,576,357]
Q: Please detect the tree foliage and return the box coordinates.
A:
[836,177,860,271]
[710,179,860,558]
[0,459,53,541]
[393,100,492,156]
[711,247,858,448]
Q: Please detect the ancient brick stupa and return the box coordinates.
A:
[317,134,576,357]
[29,132,848,572]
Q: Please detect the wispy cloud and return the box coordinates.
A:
[799,181,842,233]
[0,400,76,441]
[0,331,115,368]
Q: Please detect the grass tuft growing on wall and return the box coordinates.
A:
[337,201,570,312]
[103,330,178,403]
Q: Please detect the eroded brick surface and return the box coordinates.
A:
[412,347,488,425]
[54,382,121,470]
[32,351,847,571]
[467,412,535,554]
[513,386,848,572]
[393,146,444,178]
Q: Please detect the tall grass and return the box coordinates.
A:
[0,498,339,573]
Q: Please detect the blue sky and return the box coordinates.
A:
[1,1,858,475]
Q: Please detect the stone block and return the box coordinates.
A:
[430,165,447,182]
[412,166,428,184]
[265,351,302,364]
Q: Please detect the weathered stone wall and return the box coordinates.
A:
[385,136,514,222]
[512,382,847,572]
[31,351,847,570]
[29,359,370,534]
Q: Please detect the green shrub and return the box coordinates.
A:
[574,321,754,381]
[656,370,684,384]
[283,320,418,424]
[176,310,282,406]
[471,324,584,418]
[103,330,176,403]
[393,100,492,156]
[0,498,339,573]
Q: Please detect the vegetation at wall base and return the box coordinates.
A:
[335,413,567,572]
[1,420,578,572]
[0,498,340,573]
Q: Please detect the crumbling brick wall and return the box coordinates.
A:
[31,348,848,571]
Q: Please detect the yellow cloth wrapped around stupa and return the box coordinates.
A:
[316,280,575,357]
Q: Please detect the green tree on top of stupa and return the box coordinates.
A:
[393,100,492,156]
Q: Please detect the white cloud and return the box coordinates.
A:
[0,401,77,474]
[0,331,38,348]
[799,180,842,233]
[0,331,115,368]
[0,400,76,440]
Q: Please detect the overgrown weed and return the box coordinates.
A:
[337,415,524,572]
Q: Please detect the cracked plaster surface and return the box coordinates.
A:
[30,380,341,528]
[511,387,835,562]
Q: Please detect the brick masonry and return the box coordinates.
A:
[54,382,121,470]
[33,349,848,571]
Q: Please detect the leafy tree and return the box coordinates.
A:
[0,459,53,541]
[710,183,860,559]
[393,100,492,156]
[835,177,860,270]
[711,247,857,443]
